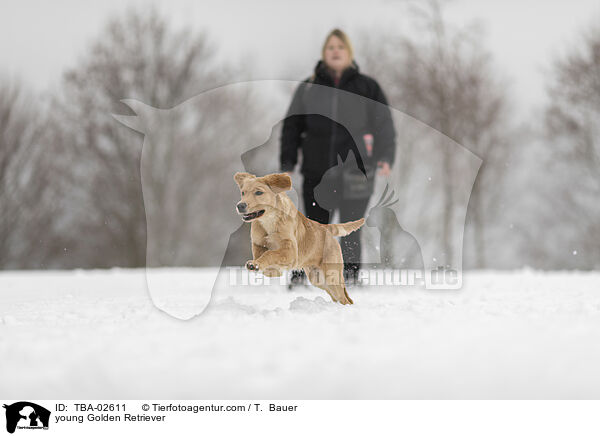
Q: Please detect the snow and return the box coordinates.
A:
[1,268,600,399]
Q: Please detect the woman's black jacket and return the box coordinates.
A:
[280,60,396,180]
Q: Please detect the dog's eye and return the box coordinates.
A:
[242,191,245,196]
[255,191,263,196]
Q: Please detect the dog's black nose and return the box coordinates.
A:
[237,202,247,213]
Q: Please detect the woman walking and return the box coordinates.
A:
[280,28,396,285]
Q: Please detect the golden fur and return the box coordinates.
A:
[234,172,364,305]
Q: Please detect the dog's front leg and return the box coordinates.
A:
[246,243,268,272]
[252,243,267,261]
[250,240,297,276]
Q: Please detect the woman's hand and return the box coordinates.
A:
[377,161,391,177]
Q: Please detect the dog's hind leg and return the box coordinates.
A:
[305,266,338,303]
[321,264,354,305]
[306,266,353,305]
[319,235,354,305]
[332,285,353,305]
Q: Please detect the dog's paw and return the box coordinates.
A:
[245,260,259,271]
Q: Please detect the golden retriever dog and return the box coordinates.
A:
[234,172,364,305]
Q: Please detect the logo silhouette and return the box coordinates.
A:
[3,402,50,434]
[113,80,481,317]
[366,184,424,270]
[313,151,371,209]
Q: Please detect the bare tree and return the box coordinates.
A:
[542,24,600,268]
[51,7,249,268]
[0,80,59,268]
[360,0,514,268]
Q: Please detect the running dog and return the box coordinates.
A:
[234,172,363,304]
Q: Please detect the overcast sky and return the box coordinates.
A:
[1,0,599,114]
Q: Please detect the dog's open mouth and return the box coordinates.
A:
[242,210,265,221]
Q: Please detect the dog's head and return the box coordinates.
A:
[233,172,292,222]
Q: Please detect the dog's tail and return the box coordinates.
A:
[327,218,365,237]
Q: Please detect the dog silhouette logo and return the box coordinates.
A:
[3,402,50,434]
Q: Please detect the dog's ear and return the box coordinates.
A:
[261,173,292,194]
[234,172,255,188]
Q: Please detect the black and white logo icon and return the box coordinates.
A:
[3,402,50,434]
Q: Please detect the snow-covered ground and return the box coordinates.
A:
[1,268,599,399]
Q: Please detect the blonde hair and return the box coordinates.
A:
[321,28,354,63]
